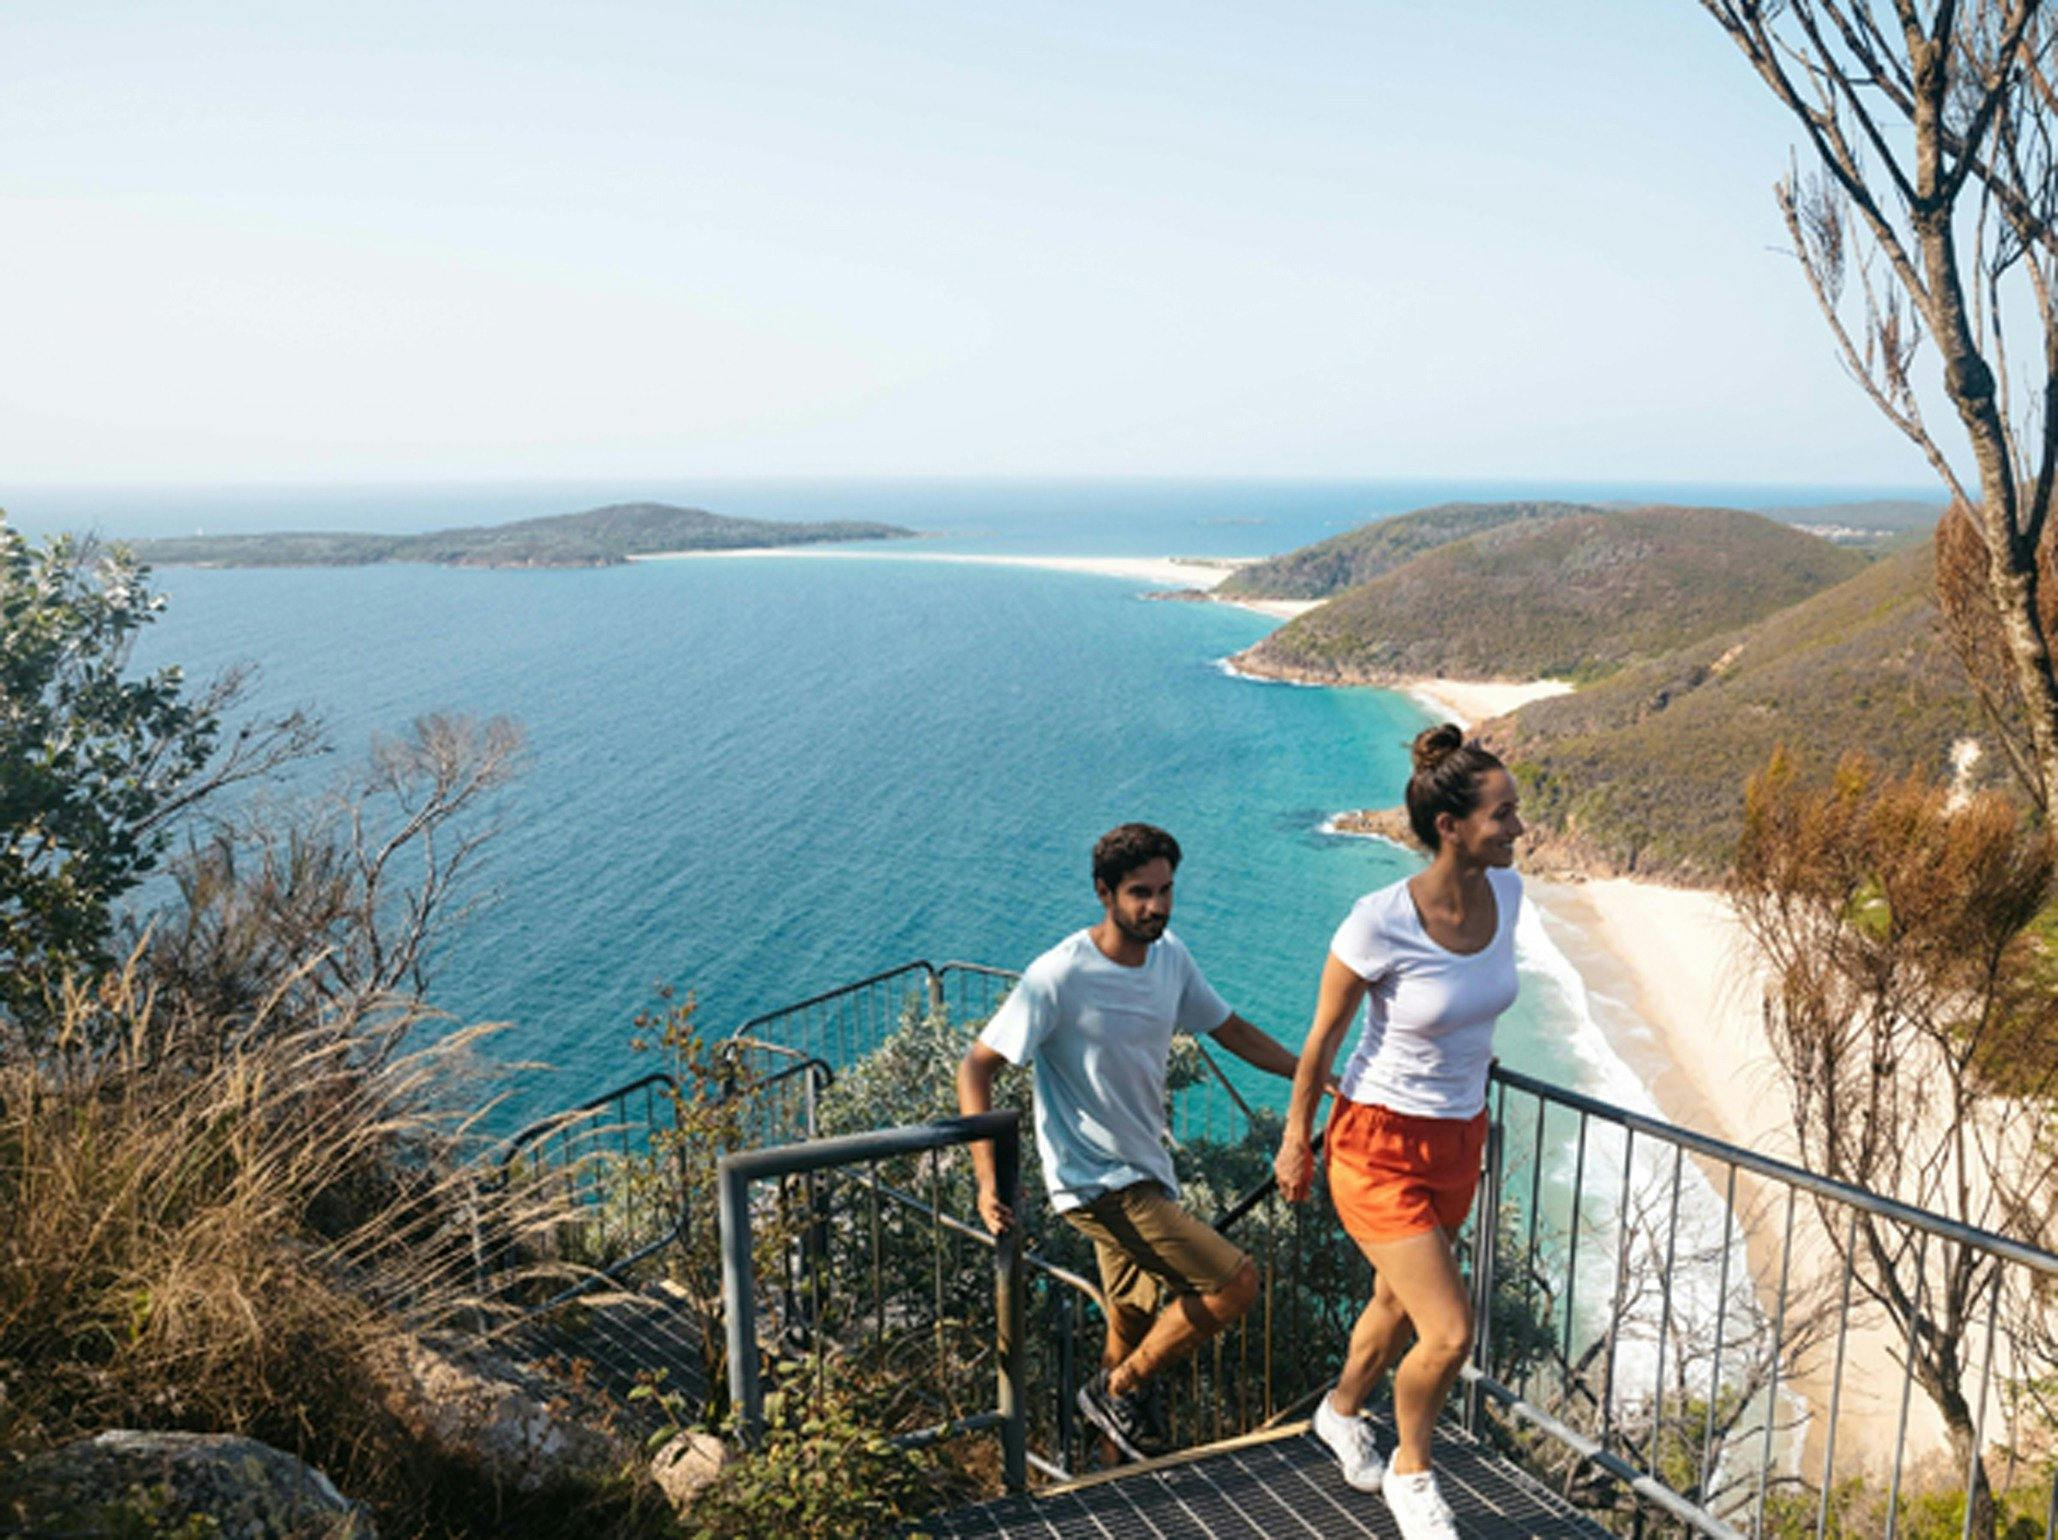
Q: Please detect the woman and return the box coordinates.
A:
[1274,724,1523,1540]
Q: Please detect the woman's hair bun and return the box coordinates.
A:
[1410,722,1466,774]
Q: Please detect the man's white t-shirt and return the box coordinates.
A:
[977,929,1232,1212]
[1330,866,1522,1119]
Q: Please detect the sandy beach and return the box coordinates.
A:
[632,545,1331,620]
[1532,877,1945,1471]
[633,544,1237,587]
[1404,678,1573,728]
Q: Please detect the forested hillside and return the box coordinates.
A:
[1235,506,1867,685]
[1491,538,1986,881]
[1218,500,1600,600]
[131,501,914,569]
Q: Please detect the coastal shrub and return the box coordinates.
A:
[0,951,645,1536]
[674,1369,951,1539]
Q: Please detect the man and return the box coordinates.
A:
[956,822,1306,1462]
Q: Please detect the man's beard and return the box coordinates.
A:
[1115,913,1167,946]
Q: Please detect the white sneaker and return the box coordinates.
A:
[1382,1467,1459,1539]
[1311,1391,1385,1493]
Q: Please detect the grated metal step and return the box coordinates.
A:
[924,1415,1610,1538]
[510,1278,710,1416]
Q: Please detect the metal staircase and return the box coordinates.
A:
[927,1417,1609,1538]
[493,961,2058,1540]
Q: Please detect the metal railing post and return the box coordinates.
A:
[720,1159,762,1446]
[717,1111,1022,1471]
[1466,1103,1503,1433]
[994,1108,1027,1492]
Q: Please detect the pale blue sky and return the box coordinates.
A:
[1,2,1941,485]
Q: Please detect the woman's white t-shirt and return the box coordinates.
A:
[1330,866,1522,1119]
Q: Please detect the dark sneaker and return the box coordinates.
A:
[1076,1368,1157,1462]
[1138,1378,1172,1451]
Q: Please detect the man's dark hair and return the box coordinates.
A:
[1092,823,1182,892]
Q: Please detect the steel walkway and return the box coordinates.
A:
[923,1417,1608,1539]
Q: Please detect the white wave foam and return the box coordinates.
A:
[1513,898,1755,1402]
[1212,655,1325,686]
[1315,812,1412,853]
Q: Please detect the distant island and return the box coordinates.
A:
[126,501,918,569]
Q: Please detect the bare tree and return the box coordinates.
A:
[144,713,524,1065]
[1730,752,2058,1535]
[1700,0,2058,814]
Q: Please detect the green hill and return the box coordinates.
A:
[1235,506,1868,685]
[1217,500,1601,600]
[1492,537,1987,881]
[129,501,915,569]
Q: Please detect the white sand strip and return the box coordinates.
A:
[635,545,1332,623]
[631,546,1250,589]
[1403,678,1573,727]
[1217,596,1323,620]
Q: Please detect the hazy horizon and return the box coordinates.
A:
[0,472,1945,544]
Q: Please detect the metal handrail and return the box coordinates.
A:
[1489,1064,2058,1278]
[729,956,1263,1157]
[718,1111,1029,1492]
[497,1045,838,1312]
[501,1069,682,1165]
[1207,1064,2058,1272]
[730,959,940,1041]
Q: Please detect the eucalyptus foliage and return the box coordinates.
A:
[0,519,319,1029]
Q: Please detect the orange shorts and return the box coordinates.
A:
[1325,1100,1488,1245]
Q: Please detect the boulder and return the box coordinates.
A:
[378,1339,626,1493]
[650,1429,729,1513]
[0,1429,371,1538]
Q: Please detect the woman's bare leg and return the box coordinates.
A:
[1329,1265,1412,1416]
[1355,1226,1472,1474]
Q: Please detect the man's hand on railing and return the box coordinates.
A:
[976,1182,1015,1235]
[1274,1130,1317,1204]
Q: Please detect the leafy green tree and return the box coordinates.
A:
[0,519,317,1027]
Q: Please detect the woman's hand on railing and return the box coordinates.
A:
[976,1183,1015,1235]
[1274,1130,1317,1204]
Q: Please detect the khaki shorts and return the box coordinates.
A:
[1061,1180,1249,1319]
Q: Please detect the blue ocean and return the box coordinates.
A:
[37,477,1917,1128]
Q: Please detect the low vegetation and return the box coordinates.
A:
[0,962,611,1536]
[1496,537,1986,881]
[1218,499,1601,600]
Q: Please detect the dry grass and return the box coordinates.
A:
[0,950,636,1536]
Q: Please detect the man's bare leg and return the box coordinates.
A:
[1105,1259,1258,1397]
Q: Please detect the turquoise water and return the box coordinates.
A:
[133,548,1599,1123]
[99,468,1901,1139]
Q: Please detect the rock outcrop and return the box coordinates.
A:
[377,1339,628,1493]
[1,1429,371,1538]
